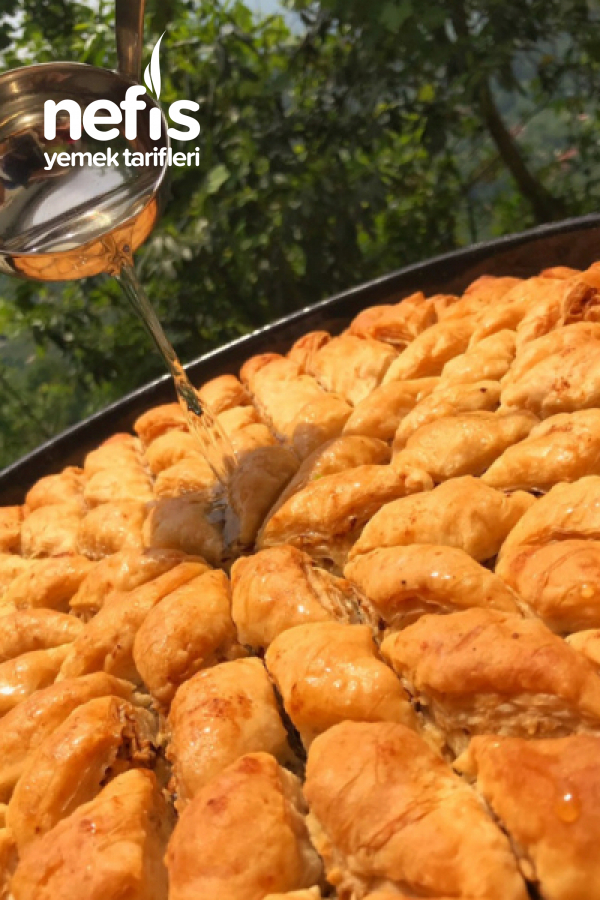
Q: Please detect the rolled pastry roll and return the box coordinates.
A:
[166,657,294,809]
[304,721,527,900]
[456,733,600,900]
[10,769,172,900]
[24,467,85,512]
[381,608,600,755]
[0,609,83,662]
[265,622,417,748]
[166,753,323,900]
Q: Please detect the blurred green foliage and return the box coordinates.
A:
[2,0,600,467]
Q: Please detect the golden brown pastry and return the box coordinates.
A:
[258,464,433,571]
[393,380,501,451]
[500,322,600,417]
[439,329,516,385]
[269,435,390,519]
[381,608,600,755]
[197,372,251,414]
[0,828,16,900]
[0,672,134,801]
[143,494,223,564]
[382,317,475,383]
[342,378,439,441]
[7,695,156,850]
[10,769,172,900]
[1,555,94,613]
[166,753,323,900]
[303,334,397,405]
[83,463,153,507]
[69,548,189,618]
[350,476,534,562]
[567,629,600,669]
[348,291,438,347]
[456,734,600,900]
[83,433,144,476]
[483,409,600,492]
[468,276,567,344]
[152,456,215,498]
[344,544,523,631]
[0,645,69,717]
[20,503,83,557]
[497,541,600,634]
[24,467,85,512]
[392,410,537,482]
[443,275,522,321]
[0,554,30,599]
[265,622,417,747]
[304,721,528,900]
[134,401,187,445]
[77,499,148,559]
[144,429,206,475]
[498,476,600,561]
[166,658,293,807]
[230,545,369,650]
[515,266,600,347]
[133,569,244,706]
[57,560,209,684]
[0,609,83,662]
[240,353,352,459]
[288,330,331,371]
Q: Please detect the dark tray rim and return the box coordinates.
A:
[4,210,600,503]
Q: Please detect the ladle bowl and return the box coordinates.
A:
[0,60,169,280]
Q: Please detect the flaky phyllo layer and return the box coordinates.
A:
[3,264,600,898]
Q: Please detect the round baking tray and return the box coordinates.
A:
[3,211,600,505]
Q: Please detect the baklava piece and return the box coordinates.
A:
[469,276,570,344]
[240,353,352,459]
[0,672,134,801]
[442,275,522,322]
[515,265,600,347]
[83,464,153,507]
[568,629,600,670]
[439,329,516,386]
[58,560,209,685]
[7,695,157,850]
[350,476,534,562]
[497,476,600,561]
[265,622,417,748]
[133,569,244,707]
[270,435,390,519]
[83,433,144,476]
[344,544,523,632]
[304,721,527,900]
[258,464,433,572]
[144,429,208,476]
[497,540,600,634]
[393,380,501,451]
[24,467,86,512]
[0,554,30,599]
[166,657,293,807]
[0,645,70,717]
[287,330,331,372]
[392,410,537,482]
[69,548,190,618]
[342,378,439,442]
[347,291,439,347]
[382,317,475,383]
[166,753,323,900]
[143,494,223,564]
[230,545,369,651]
[20,503,84,557]
[0,609,83,662]
[483,409,600,492]
[10,769,172,900]
[457,734,600,900]
[196,372,252,414]
[500,322,600,417]
[381,608,600,755]
[134,401,187,445]
[300,334,397,405]
[77,499,148,559]
[0,554,93,613]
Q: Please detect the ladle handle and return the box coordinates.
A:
[116,0,146,82]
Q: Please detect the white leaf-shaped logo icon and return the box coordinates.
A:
[143,32,165,99]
